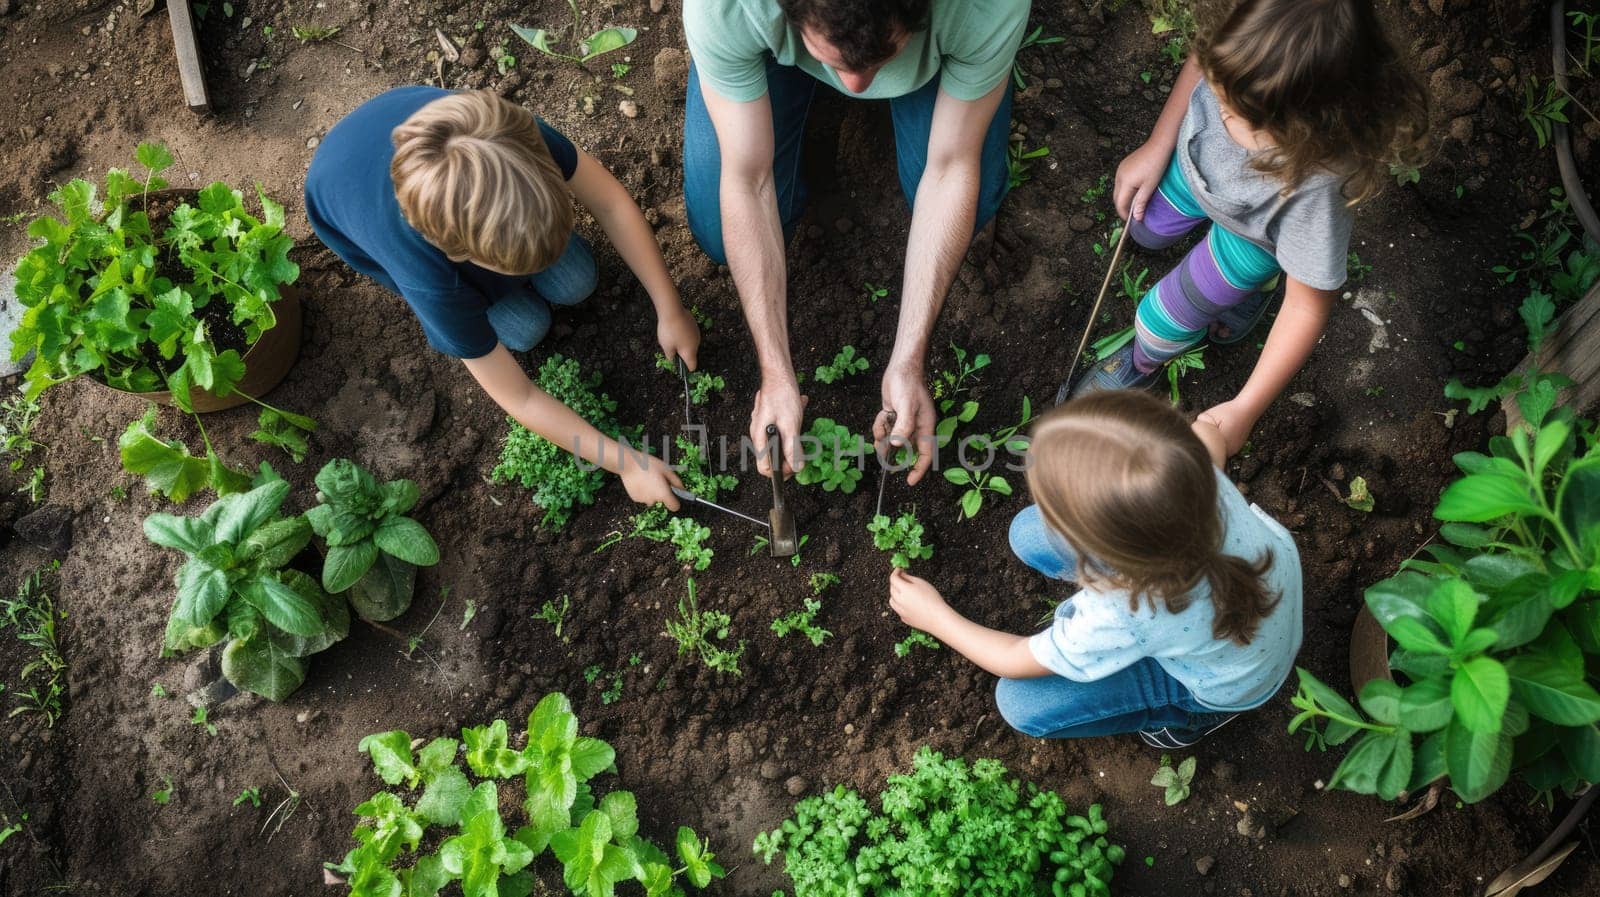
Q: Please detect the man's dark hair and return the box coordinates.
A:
[779,0,931,71]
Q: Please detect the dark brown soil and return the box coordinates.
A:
[1,1,1597,896]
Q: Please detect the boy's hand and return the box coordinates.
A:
[620,454,684,511]
[658,308,701,371]
[888,568,951,635]
[1114,140,1170,222]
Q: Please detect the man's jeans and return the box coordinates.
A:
[683,59,1014,264]
[997,506,1237,739]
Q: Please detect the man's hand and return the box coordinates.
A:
[657,307,701,371]
[1114,140,1171,222]
[619,453,684,511]
[750,377,806,478]
[875,362,936,485]
[1196,398,1260,459]
[887,568,953,635]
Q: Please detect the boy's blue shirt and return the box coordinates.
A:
[305,86,579,359]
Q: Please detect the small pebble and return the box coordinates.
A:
[784,776,808,797]
[1195,856,1214,876]
[306,136,320,149]
[619,99,639,118]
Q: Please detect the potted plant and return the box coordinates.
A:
[9,142,303,413]
[306,459,441,622]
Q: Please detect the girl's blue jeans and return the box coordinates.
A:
[999,506,1236,739]
[682,58,1014,265]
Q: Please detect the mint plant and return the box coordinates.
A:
[145,479,348,701]
[754,746,1123,896]
[333,693,726,897]
[794,418,866,493]
[492,355,636,528]
[664,578,745,676]
[10,143,299,401]
[813,346,869,384]
[306,459,440,621]
[868,512,933,569]
[772,598,831,647]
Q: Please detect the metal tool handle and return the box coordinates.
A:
[875,411,896,518]
[766,423,787,512]
[676,357,694,425]
[671,486,769,529]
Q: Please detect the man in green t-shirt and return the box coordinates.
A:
[683,0,1030,486]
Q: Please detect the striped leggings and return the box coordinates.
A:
[1129,156,1281,373]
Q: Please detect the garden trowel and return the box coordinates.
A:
[765,423,799,557]
[1054,223,1131,404]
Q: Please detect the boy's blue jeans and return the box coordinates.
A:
[480,233,597,351]
[683,59,1014,265]
[998,506,1236,739]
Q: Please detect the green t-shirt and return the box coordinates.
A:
[683,0,1030,103]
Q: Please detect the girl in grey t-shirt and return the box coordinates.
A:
[1069,0,1428,462]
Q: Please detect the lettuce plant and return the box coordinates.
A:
[9,142,299,401]
[868,512,933,569]
[333,693,726,897]
[307,459,440,621]
[754,746,1123,896]
[145,479,346,701]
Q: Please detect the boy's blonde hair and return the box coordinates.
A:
[1025,391,1278,646]
[390,90,574,275]
[1195,0,1429,206]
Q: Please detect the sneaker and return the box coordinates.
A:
[1207,276,1281,346]
[1138,713,1240,750]
[1055,340,1160,405]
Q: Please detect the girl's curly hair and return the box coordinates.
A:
[1195,0,1429,205]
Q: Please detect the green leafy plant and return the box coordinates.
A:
[0,395,44,472]
[538,595,572,640]
[234,786,263,808]
[863,282,889,303]
[292,24,341,42]
[750,534,770,556]
[813,346,870,384]
[145,479,347,701]
[9,143,299,402]
[251,406,317,462]
[3,563,65,727]
[1006,142,1050,189]
[868,512,933,569]
[790,534,810,569]
[943,467,1014,520]
[1010,23,1064,89]
[772,598,831,647]
[511,2,637,65]
[1150,755,1195,806]
[1344,476,1375,513]
[893,631,941,658]
[754,746,1123,896]
[118,405,250,502]
[1165,345,1206,405]
[1288,392,1599,804]
[664,578,744,676]
[932,343,991,445]
[586,654,640,704]
[666,517,713,572]
[1389,161,1421,186]
[654,353,726,405]
[192,704,217,736]
[794,418,866,493]
[1521,76,1570,148]
[493,355,636,528]
[809,572,839,595]
[151,775,174,805]
[673,435,736,502]
[306,459,440,622]
[334,693,727,897]
[1347,252,1373,283]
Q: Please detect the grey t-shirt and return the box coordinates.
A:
[1177,80,1353,290]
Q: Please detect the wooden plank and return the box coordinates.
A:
[167,0,211,114]
[1504,278,1600,428]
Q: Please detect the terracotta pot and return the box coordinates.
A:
[89,188,304,412]
[1348,605,1393,694]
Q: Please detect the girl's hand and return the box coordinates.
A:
[619,453,684,511]
[1114,140,1171,222]
[657,307,701,371]
[1197,399,1260,458]
[888,568,952,635]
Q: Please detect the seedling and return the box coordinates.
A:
[1010,23,1064,89]
[1081,174,1110,206]
[150,683,169,698]
[234,787,263,808]
[1150,755,1196,805]
[1520,76,1570,148]
[863,282,889,303]
[261,772,301,841]
[1161,35,1186,65]
[192,705,218,737]
[793,419,866,493]
[511,1,638,65]
[1089,326,1135,362]
[664,579,745,676]
[1007,142,1050,189]
[1165,345,1206,405]
[655,353,726,405]
[536,595,571,640]
[1389,160,1421,186]
[789,535,810,568]
[673,435,737,501]
[611,62,631,78]
[814,345,870,384]
[17,466,44,504]
[809,572,840,595]
[750,534,770,556]
[1347,252,1373,283]
[306,458,440,621]
[771,599,831,647]
[251,407,317,462]
[459,597,478,631]
[944,467,1014,520]
[1343,476,1374,513]
[869,512,934,568]
[668,517,714,571]
[893,631,941,657]
[151,775,175,805]
[402,591,448,663]
[3,563,65,727]
[0,395,44,471]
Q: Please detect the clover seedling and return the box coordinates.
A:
[1151,755,1196,806]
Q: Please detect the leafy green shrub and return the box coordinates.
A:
[9,142,299,401]
[813,346,869,384]
[119,405,250,502]
[754,746,1123,897]
[145,479,346,701]
[492,356,635,528]
[307,459,441,621]
[333,693,726,897]
[1289,397,1599,804]
[868,512,933,569]
[794,418,866,493]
